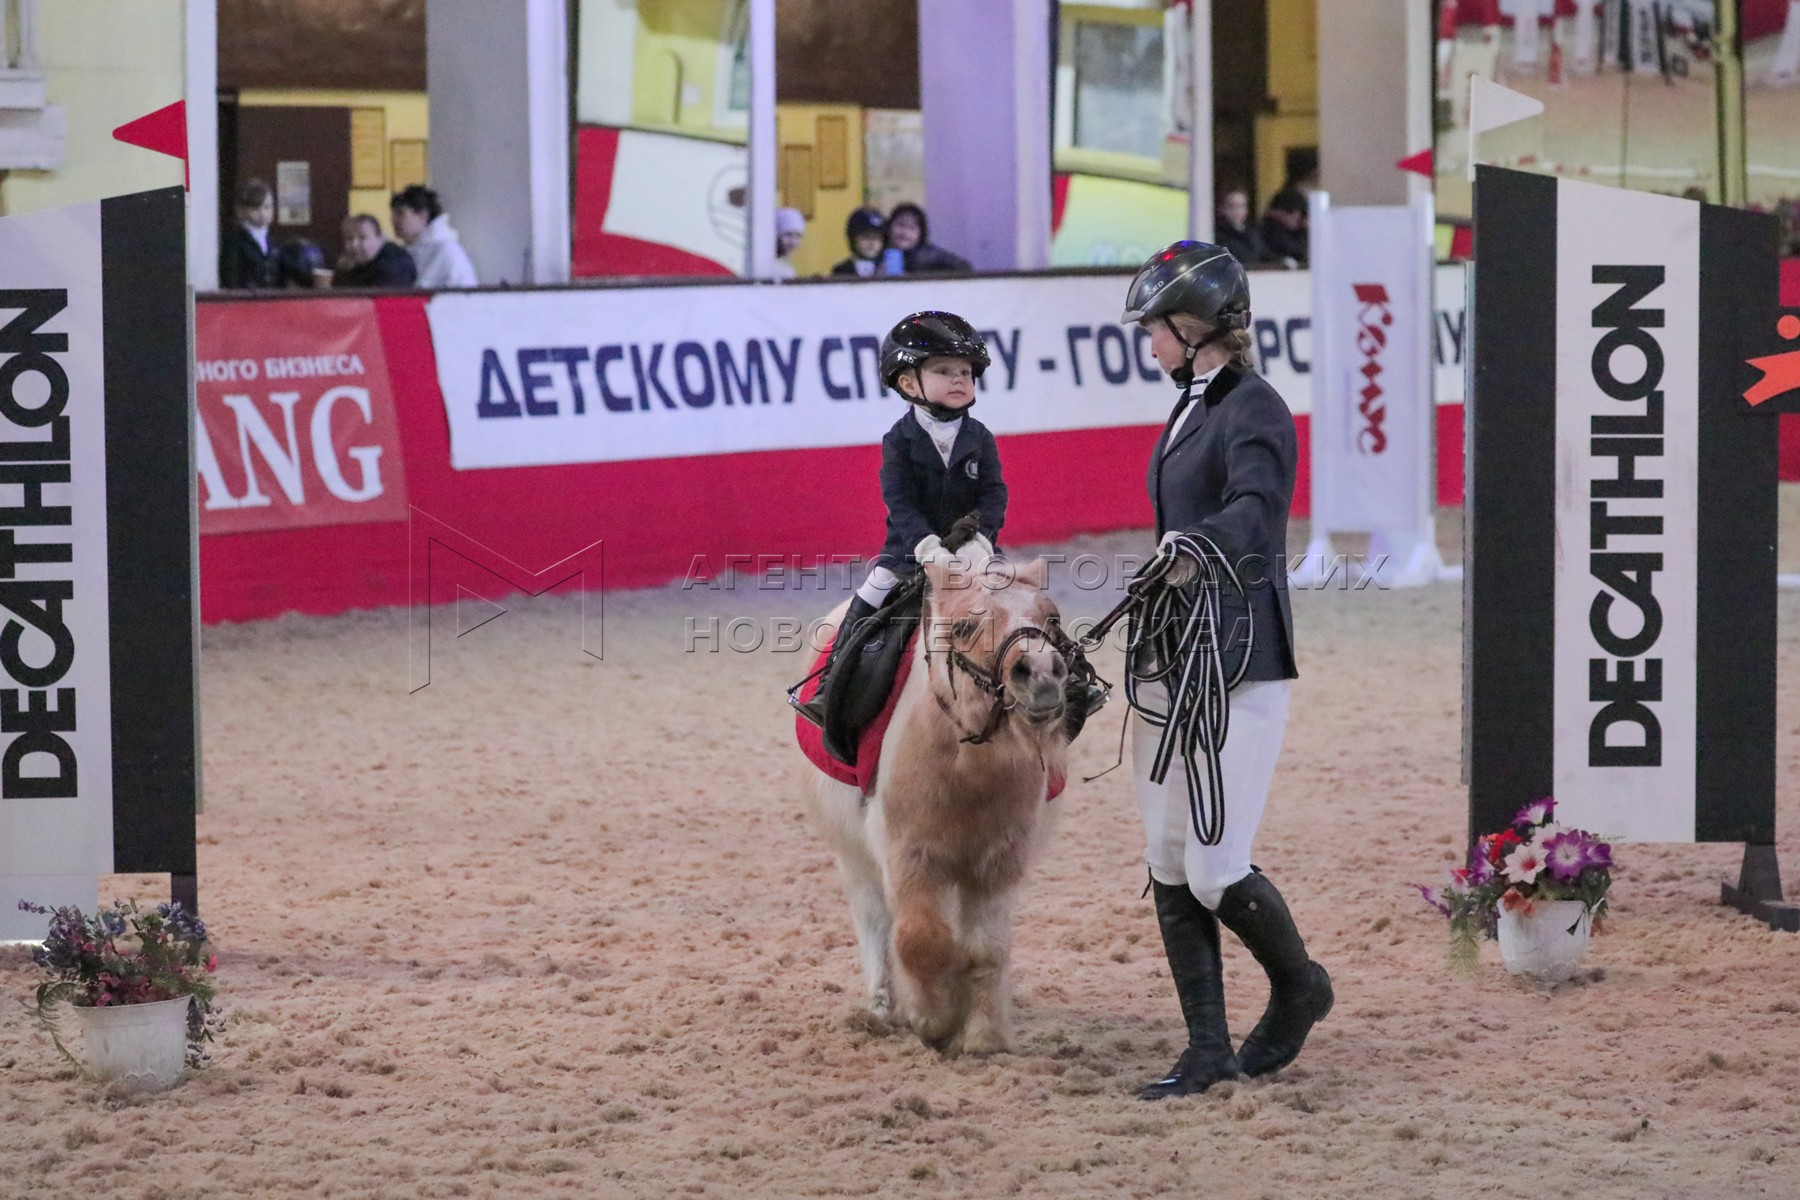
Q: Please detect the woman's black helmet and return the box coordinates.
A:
[880,311,990,389]
[1121,240,1251,329]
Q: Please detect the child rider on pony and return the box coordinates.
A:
[793,310,1104,744]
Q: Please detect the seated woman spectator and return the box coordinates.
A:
[390,185,478,288]
[1215,187,1271,267]
[772,207,806,281]
[334,214,420,288]
[832,207,892,277]
[887,202,971,273]
[1260,188,1310,267]
[219,178,280,289]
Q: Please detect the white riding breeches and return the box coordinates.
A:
[1133,679,1291,910]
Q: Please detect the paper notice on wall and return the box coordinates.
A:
[276,159,311,226]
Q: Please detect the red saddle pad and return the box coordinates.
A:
[794,629,1065,800]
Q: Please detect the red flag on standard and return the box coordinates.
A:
[113,100,188,189]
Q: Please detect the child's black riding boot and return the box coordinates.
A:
[1140,880,1240,1099]
[792,594,879,729]
[1213,870,1334,1078]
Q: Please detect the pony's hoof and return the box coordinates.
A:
[869,987,896,1022]
[958,1024,1011,1057]
[913,1016,960,1055]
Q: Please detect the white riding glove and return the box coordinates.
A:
[1155,530,1199,587]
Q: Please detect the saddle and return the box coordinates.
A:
[820,583,924,766]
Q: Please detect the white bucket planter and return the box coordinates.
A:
[1496,899,1592,982]
[70,996,190,1091]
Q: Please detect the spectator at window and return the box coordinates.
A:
[1260,188,1310,267]
[887,202,971,274]
[334,214,420,288]
[832,207,892,277]
[772,207,806,281]
[1215,187,1271,267]
[219,178,280,289]
[391,185,478,288]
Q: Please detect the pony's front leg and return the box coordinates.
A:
[890,865,966,1052]
[954,889,1017,1056]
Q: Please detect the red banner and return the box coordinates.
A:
[195,298,407,534]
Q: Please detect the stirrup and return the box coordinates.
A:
[790,691,826,729]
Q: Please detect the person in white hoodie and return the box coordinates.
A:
[390,185,478,289]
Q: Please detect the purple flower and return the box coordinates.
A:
[1583,839,1613,871]
[1415,884,1450,916]
[1514,796,1556,828]
[1465,845,1496,885]
[1541,830,1590,882]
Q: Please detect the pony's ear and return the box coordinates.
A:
[1008,557,1050,590]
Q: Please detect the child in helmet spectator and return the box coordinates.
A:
[831,207,893,277]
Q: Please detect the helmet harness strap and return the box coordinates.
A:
[1167,319,1233,388]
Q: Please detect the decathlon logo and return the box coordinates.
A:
[1585,264,1667,769]
[1744,312,1800,409]
[1351,283,1391,455]
[0,288,79,800]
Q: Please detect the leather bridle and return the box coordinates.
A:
[924,610,1081,745]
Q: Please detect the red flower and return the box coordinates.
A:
[205,955,217,973]
[1487,829,1522,865]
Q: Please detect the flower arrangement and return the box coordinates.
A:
[1418,797,1614,970]
[17,899,219,1069]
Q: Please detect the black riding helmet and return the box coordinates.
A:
[1122,240,1251,328]
[880,311,990,420]
[845,206,887,254]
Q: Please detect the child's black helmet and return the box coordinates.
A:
[1121,240,1251,329]
[880,311,990,389]
[846,206,887,241]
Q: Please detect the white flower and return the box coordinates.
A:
[1502,842,1546,885]
[1528,822,1565,852]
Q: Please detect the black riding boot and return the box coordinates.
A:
[1140,881,1241,1100]
[1214,871,1334,1078]
[792,595,878,728]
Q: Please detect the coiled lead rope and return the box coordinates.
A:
[1079,532,1251,846]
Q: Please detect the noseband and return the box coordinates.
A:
[924,615,1076,745]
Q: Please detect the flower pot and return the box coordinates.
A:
[1496,899,1592,982]
[70,996,190,1091]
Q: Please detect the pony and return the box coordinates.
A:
[804,547,1072,1055]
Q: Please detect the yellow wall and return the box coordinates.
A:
[235,90,429,237]
[631,0,746,142]
[775,103,864,277]
[1258,0,1318,204]
[0,0,185,217]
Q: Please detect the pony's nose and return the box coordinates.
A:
[1020,674,1066,723]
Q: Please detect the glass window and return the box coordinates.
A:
[1073,21,1167,159]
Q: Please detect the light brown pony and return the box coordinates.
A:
[806,547,1070,1055]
